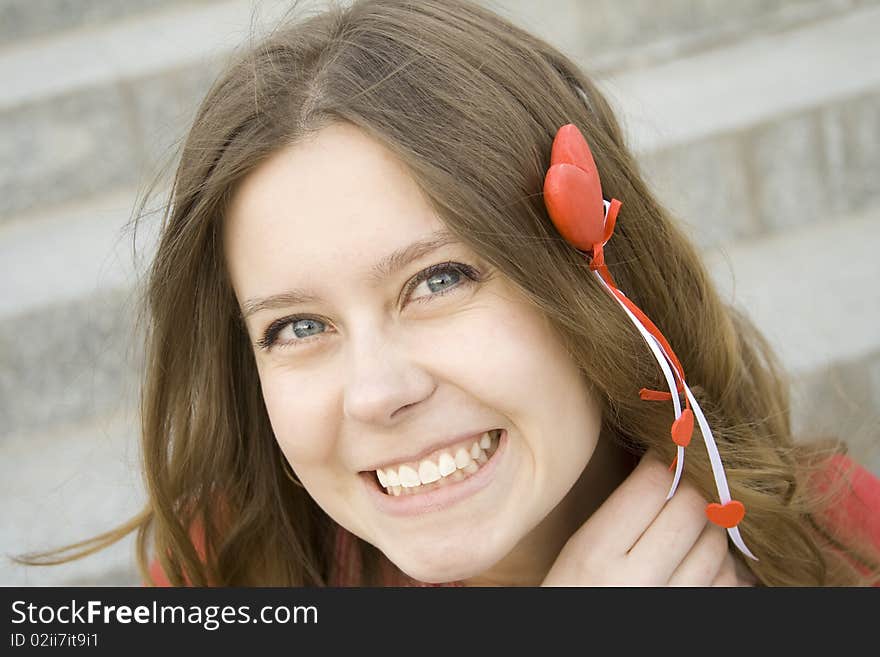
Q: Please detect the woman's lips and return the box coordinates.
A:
[361,429,508,517]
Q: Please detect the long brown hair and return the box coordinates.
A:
[18,0,879,586]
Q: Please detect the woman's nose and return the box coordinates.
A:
[341,329,435,425]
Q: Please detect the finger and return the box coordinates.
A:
[710,551,741,587]
[578,450,676,555]
[730,553,759,587]
[627,481,710,582]
[667,522,728,586]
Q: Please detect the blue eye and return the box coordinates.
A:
[256,261,481,351]
[408,263,466,302]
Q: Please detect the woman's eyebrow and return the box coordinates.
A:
[240,229,459,319]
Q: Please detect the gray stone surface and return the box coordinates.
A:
[867,356,880,466]
[639,87,880,247]
[0,84,139,220]
[747,112,831,233]
[704,205,880,377]
[125,61,224,184]
[606,4,880,153]
[0,287,143,436]
[0,0,196,46]
[820,89,880,216]
[790,352,880,476]
[1,410,144,586]
[639,134,758,250]
[0,188,159,320]
[493,0,870,73]
[0,1,308,111]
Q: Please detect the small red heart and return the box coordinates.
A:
[671,409,694,447]
[706,500,745,528]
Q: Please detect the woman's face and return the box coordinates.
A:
[223,122,603,583]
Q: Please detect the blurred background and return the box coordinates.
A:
[1,0,878,585]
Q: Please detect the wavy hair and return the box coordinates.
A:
[18,0,879,586]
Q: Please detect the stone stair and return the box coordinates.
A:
[2,0,878,585]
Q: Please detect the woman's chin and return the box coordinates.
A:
[385,544,496,584]
[396,561,480,584]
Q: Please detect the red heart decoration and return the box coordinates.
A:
[550,123,599,173]
[543,164,606,249]
[706,500,745,528]
[543,124,606,251]
[670,409,694,447]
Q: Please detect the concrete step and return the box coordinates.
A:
[705,204,880,474]
[606,3,880,248]
[0,188,159,320]
[499,0,874,75]
[0,0,203,49]
[638,87,880,250]
[600,2,880,153]
[0,0,293,110]
[787,350,880,476]
[705,203,880,378]
[0,284,143,437]
[1,408,144,585]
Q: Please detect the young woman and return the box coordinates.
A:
[27,0,880,586]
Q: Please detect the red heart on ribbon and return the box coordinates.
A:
[542,124,606,251]
[671,409,694,447]
[705,500,745,528]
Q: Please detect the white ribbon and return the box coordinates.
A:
[593,271,685,500]
[592,269,759,561]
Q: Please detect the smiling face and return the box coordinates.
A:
[223,122,606,584]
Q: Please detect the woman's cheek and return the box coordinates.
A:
[260,367,337,463]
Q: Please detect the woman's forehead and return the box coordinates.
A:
[225,123,443,256]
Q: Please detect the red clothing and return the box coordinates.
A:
[809,453,880,582]
[147,454,880,586]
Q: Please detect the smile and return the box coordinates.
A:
[376,429,502,496]
[361,429,509,517]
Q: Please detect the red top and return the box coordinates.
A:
[147,454,880,586]
[808,453,880,583]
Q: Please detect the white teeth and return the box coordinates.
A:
[454,447,472,469]
[398,465,421,488]
[437,452,457,477]
[375,430,502,495]
[418,460,441,484]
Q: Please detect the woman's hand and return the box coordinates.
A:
[541,451,758,586]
